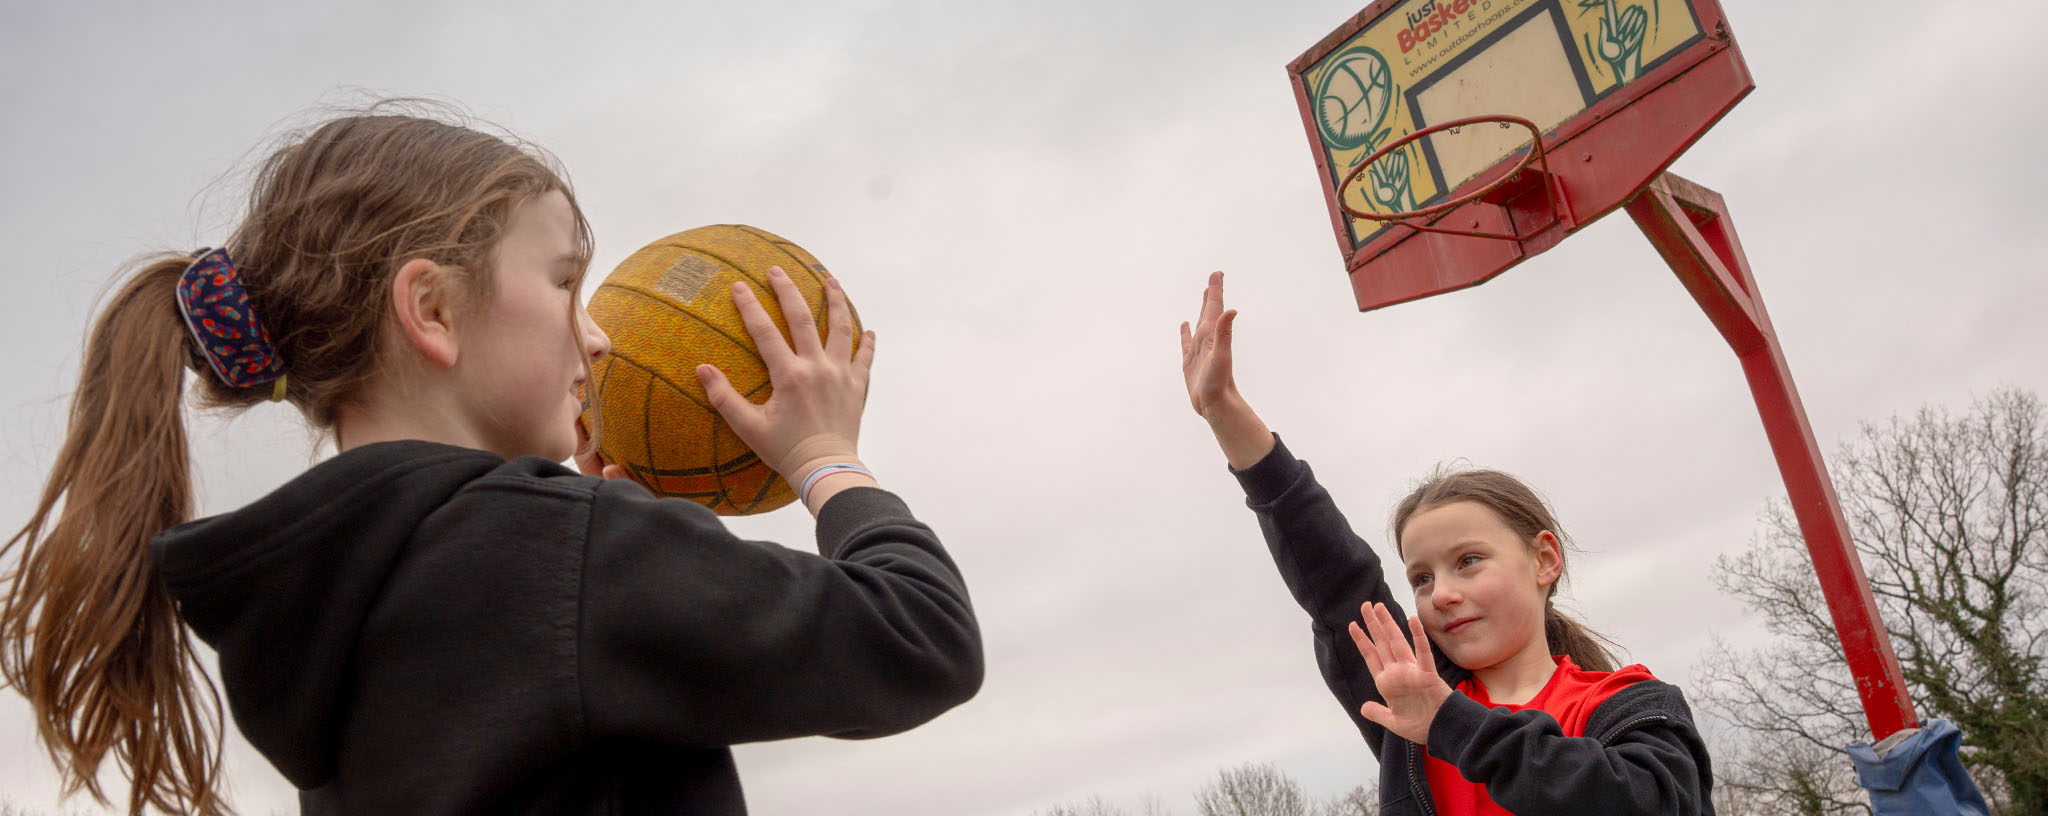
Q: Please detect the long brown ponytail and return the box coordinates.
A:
[1,255,225,814]
[1391,467,1621,672]
[1,103,593,815]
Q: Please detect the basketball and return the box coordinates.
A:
[579,224,859,515]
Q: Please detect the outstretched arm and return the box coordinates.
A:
[1181,272,1459,749]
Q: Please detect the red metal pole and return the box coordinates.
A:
[1624,173,1917,740]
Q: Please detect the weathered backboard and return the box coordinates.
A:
[1289,0,1752,310]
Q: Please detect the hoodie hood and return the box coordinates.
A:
[151,440,503,788]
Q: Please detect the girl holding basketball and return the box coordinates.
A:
[1178,272,1712,815]
[1,108,981,815]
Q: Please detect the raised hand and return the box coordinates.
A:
[696,267,878,511]
[1179,271,1241,420]
[1178,272,1273,469]
[1349,601,1454,746]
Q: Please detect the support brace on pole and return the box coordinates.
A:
[1624,172,1917,739]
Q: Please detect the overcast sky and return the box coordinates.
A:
[3,0,2045,813]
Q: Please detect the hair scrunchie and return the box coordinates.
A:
[176,247,287,401]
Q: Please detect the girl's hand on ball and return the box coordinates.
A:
[1349,602,1454,746]
[697,267,876,502]
[573,419,627,480]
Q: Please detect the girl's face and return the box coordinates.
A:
[1398,500,1561,672]
[455,190,610,463]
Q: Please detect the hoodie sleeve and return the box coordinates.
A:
[1425,687,1711,815]
[1233,435,1459,752]
[576,479,983,747]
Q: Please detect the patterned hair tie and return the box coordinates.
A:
[176,248,287,399]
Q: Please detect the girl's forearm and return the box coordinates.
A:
[1206,397,1275,471]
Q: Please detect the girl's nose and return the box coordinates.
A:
[579,306,612,360]
[1431,582,1463,609]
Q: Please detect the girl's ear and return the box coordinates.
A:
[1533,530,1564,589]
[392,258,460,368]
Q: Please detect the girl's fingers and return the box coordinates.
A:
[1408,615,1438,676]
[763,267,824,356]
[1364,604,1395,666]
[1198,271,1225,330]
[822,276,854,361]
[730,282,796,372]
[1360,602,1396,668]
[1349,621,1385,676]
[1386,604,1419,666]
[1180,321,1194,359]
[852,330,877,379]
[1212,310,1237,369]
[1372,603,1413,666]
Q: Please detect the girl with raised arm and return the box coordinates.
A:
[2,108,981,815]
[1179,272,1712,815]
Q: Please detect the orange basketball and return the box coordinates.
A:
[580,224,859,515]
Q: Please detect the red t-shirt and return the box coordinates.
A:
[1423,656,1658,815]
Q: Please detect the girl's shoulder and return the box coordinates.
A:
[1576,667,1703,743]
[1560,659,1660,702]
[1490,658,1671,739]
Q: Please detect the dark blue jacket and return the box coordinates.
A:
[1234,436,1714,815]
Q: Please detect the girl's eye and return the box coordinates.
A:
[559,278,578,291]
[1459,554,1482,569]
[1410,573,1432,588]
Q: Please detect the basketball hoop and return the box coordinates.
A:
[1336,114,1568,241]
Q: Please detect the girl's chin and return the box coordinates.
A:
[1442,644,1509,671]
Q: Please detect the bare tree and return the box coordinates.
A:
[1699,387,2048,815]
[1710,720,1871,816]
[1194,763,1311,816]
[1036,794,1135,816]
[1039,765,1373,816]
[1314,784,1378,816]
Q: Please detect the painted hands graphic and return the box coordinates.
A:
[1598,0,1649,83]
[1366,148,1418,215]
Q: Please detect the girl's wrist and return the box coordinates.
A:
[793,457,875,515]
[1205,399,1274,470]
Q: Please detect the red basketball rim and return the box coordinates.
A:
[1336,114,1556,241]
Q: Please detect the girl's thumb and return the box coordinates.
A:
[696,365,746,420]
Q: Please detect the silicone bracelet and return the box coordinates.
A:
[799,463,872,506]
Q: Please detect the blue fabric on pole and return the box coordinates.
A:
[1847,718,1990,816]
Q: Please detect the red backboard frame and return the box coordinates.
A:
[1284,0,1922,742]
[1288,0,1754,312]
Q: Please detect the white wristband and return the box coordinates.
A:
[799,463,872,506]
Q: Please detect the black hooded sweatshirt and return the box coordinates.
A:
[1233,436,1714,816]
[150,440,983,814]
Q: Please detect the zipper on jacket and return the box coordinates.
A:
[1598,714,1670,746]
[1406,741,1437,816]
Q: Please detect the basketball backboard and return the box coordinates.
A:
[1289,0,1752,310]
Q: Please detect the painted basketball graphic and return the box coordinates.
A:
[1313,46,1394,152]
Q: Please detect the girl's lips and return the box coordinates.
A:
[1444,617,1479,635]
